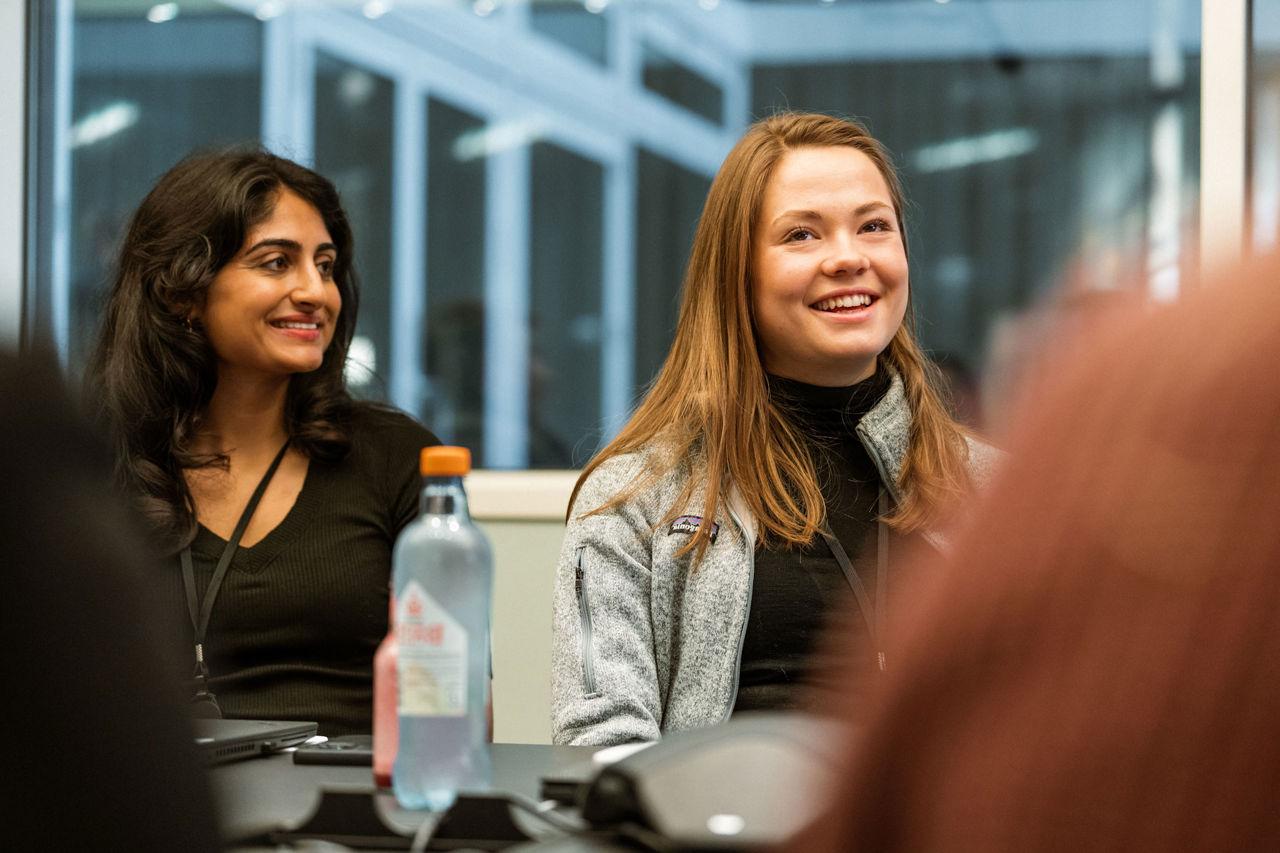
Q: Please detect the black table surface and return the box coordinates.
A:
[212,742,600,850]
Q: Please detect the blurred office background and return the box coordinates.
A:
[23,0,1207,466]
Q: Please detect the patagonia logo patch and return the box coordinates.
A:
[669,515,719,543]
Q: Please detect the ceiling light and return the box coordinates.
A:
[70,102,141,149]
[146,3,179,23]
[912,128,1039,173]
[453,120,544,162]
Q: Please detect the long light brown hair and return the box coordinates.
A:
[571,112,971,557]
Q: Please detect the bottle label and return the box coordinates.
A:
[396,580,468,717]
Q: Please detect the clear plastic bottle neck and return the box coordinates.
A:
[420,475,471,520]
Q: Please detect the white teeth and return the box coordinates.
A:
[275,321,318,330]
[814,294,873,311]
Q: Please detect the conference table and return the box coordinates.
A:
[212,742,620,851]
[212,714,830,851]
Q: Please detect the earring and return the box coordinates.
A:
[184,316,195,332]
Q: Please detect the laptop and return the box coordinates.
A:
[192,718,318,765]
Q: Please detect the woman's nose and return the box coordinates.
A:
[820,234,871,277]
[291,264,327,305]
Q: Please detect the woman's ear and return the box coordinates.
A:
[157,283,200,328]
[173,303,199,333]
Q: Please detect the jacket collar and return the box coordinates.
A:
[721,367,911,548]
[725,481,757,544]
[855,366,911,506]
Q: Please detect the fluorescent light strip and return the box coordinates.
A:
[911,128,1039,174]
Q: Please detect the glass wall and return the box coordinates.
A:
[314,53,395,397]
[633,149,711,393]
[1254,0,1280,252]
[50,8,263,369]
[424,97,488,460]
[28,0,1201,464]
[529,141,604,467]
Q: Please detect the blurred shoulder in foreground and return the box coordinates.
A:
[798,261,1280,852]
[1,351,219,852]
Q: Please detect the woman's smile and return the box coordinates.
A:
[811,290,881,316]
[268,313,325,341]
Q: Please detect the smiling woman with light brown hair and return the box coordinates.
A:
[87,148,437,735]
[552,112,998,746]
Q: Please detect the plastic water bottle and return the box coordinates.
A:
[391,446,493,812]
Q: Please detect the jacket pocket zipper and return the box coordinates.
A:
[574,546,600,697]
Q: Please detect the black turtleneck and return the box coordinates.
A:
[733,369,896,715]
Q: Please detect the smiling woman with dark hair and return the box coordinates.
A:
[87,148,438,735]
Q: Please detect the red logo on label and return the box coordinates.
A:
[407,596,423,618]
[401,622,444,646]
[425,623,443,645]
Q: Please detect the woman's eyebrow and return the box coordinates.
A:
[243,238,302,255]
[770,209,822,227]
[242,238,338,255]
[853,201,894,216]
[769,201,893,228]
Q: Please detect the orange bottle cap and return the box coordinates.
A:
[420,445,471,477]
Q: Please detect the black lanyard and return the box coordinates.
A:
[818,488,889,672]
[180,440,290,711]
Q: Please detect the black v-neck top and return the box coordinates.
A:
[167,406,438,735]
[734,370,895,715]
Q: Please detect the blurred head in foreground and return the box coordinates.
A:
[3,352,217,851]
[798,257,1280,851]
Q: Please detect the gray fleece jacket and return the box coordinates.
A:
[550,371,999,746]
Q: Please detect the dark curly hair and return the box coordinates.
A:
[87,148,363,552]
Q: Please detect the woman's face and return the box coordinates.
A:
[193,188,341,382]
[751,145,908,387]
